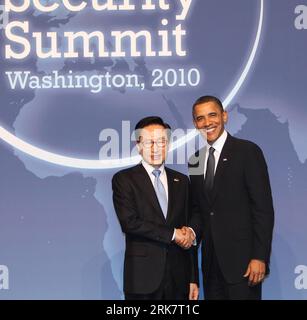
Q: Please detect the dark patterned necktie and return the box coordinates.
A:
[205,147,215,192]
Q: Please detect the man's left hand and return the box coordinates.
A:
[243,259,266,286]
[189,283,199,300]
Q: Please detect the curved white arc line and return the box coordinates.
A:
[223,0,263,108]
[168,129,198,152]
[168,0,264,152]
[0,0,264,169]
[0,127,141,169]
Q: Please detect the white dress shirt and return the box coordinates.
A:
[141,160,168,201]
[204,130,228,177]
[142,160,178,240]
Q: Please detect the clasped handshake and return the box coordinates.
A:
[174,226,196,249]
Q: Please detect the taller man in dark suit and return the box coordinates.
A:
[112,116,199,300]
[189,96,274,300]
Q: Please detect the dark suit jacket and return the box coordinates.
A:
[112,163,198,295]
[189,134,274,284]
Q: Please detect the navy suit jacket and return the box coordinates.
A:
[189,134,274,284]
[112,164,198,294]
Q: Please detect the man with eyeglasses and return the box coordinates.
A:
[112,116,199,300]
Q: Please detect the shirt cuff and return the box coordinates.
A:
[189,227,197,246]
[172,229,176,241]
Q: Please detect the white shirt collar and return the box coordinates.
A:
[209,130,228,153]
[141,160,165,176]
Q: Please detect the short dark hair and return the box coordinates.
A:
[134,116,171,142]
[192,95,224,118]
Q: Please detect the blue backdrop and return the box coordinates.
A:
[0,0,307,299]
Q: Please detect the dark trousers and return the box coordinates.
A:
[125,256,188,300]
[204,242,261,300]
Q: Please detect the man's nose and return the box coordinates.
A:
[152,142,159,152]
[203,117,211,127]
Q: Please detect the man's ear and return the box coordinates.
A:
[223,111,228,124]
[192,116,199,129]
[193,119,197,128]
[136,141,142,153]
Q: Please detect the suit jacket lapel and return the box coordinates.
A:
[211,135,234,204]
[189,147,210,203]
[165,168,175,223]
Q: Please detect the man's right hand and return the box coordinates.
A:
[175,227,195,249]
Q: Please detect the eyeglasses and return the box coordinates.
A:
[139,139,168,148]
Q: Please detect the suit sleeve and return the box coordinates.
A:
[244,144,274,264]
[112,172,174,244]
[184,177,199,285]
[188,180,204,241]
[188,246,199,285]
[188,154,204,240]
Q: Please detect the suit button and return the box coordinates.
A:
[210,212,214,216]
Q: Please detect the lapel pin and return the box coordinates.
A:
[223,158,228,162]
[174,178,180,182]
